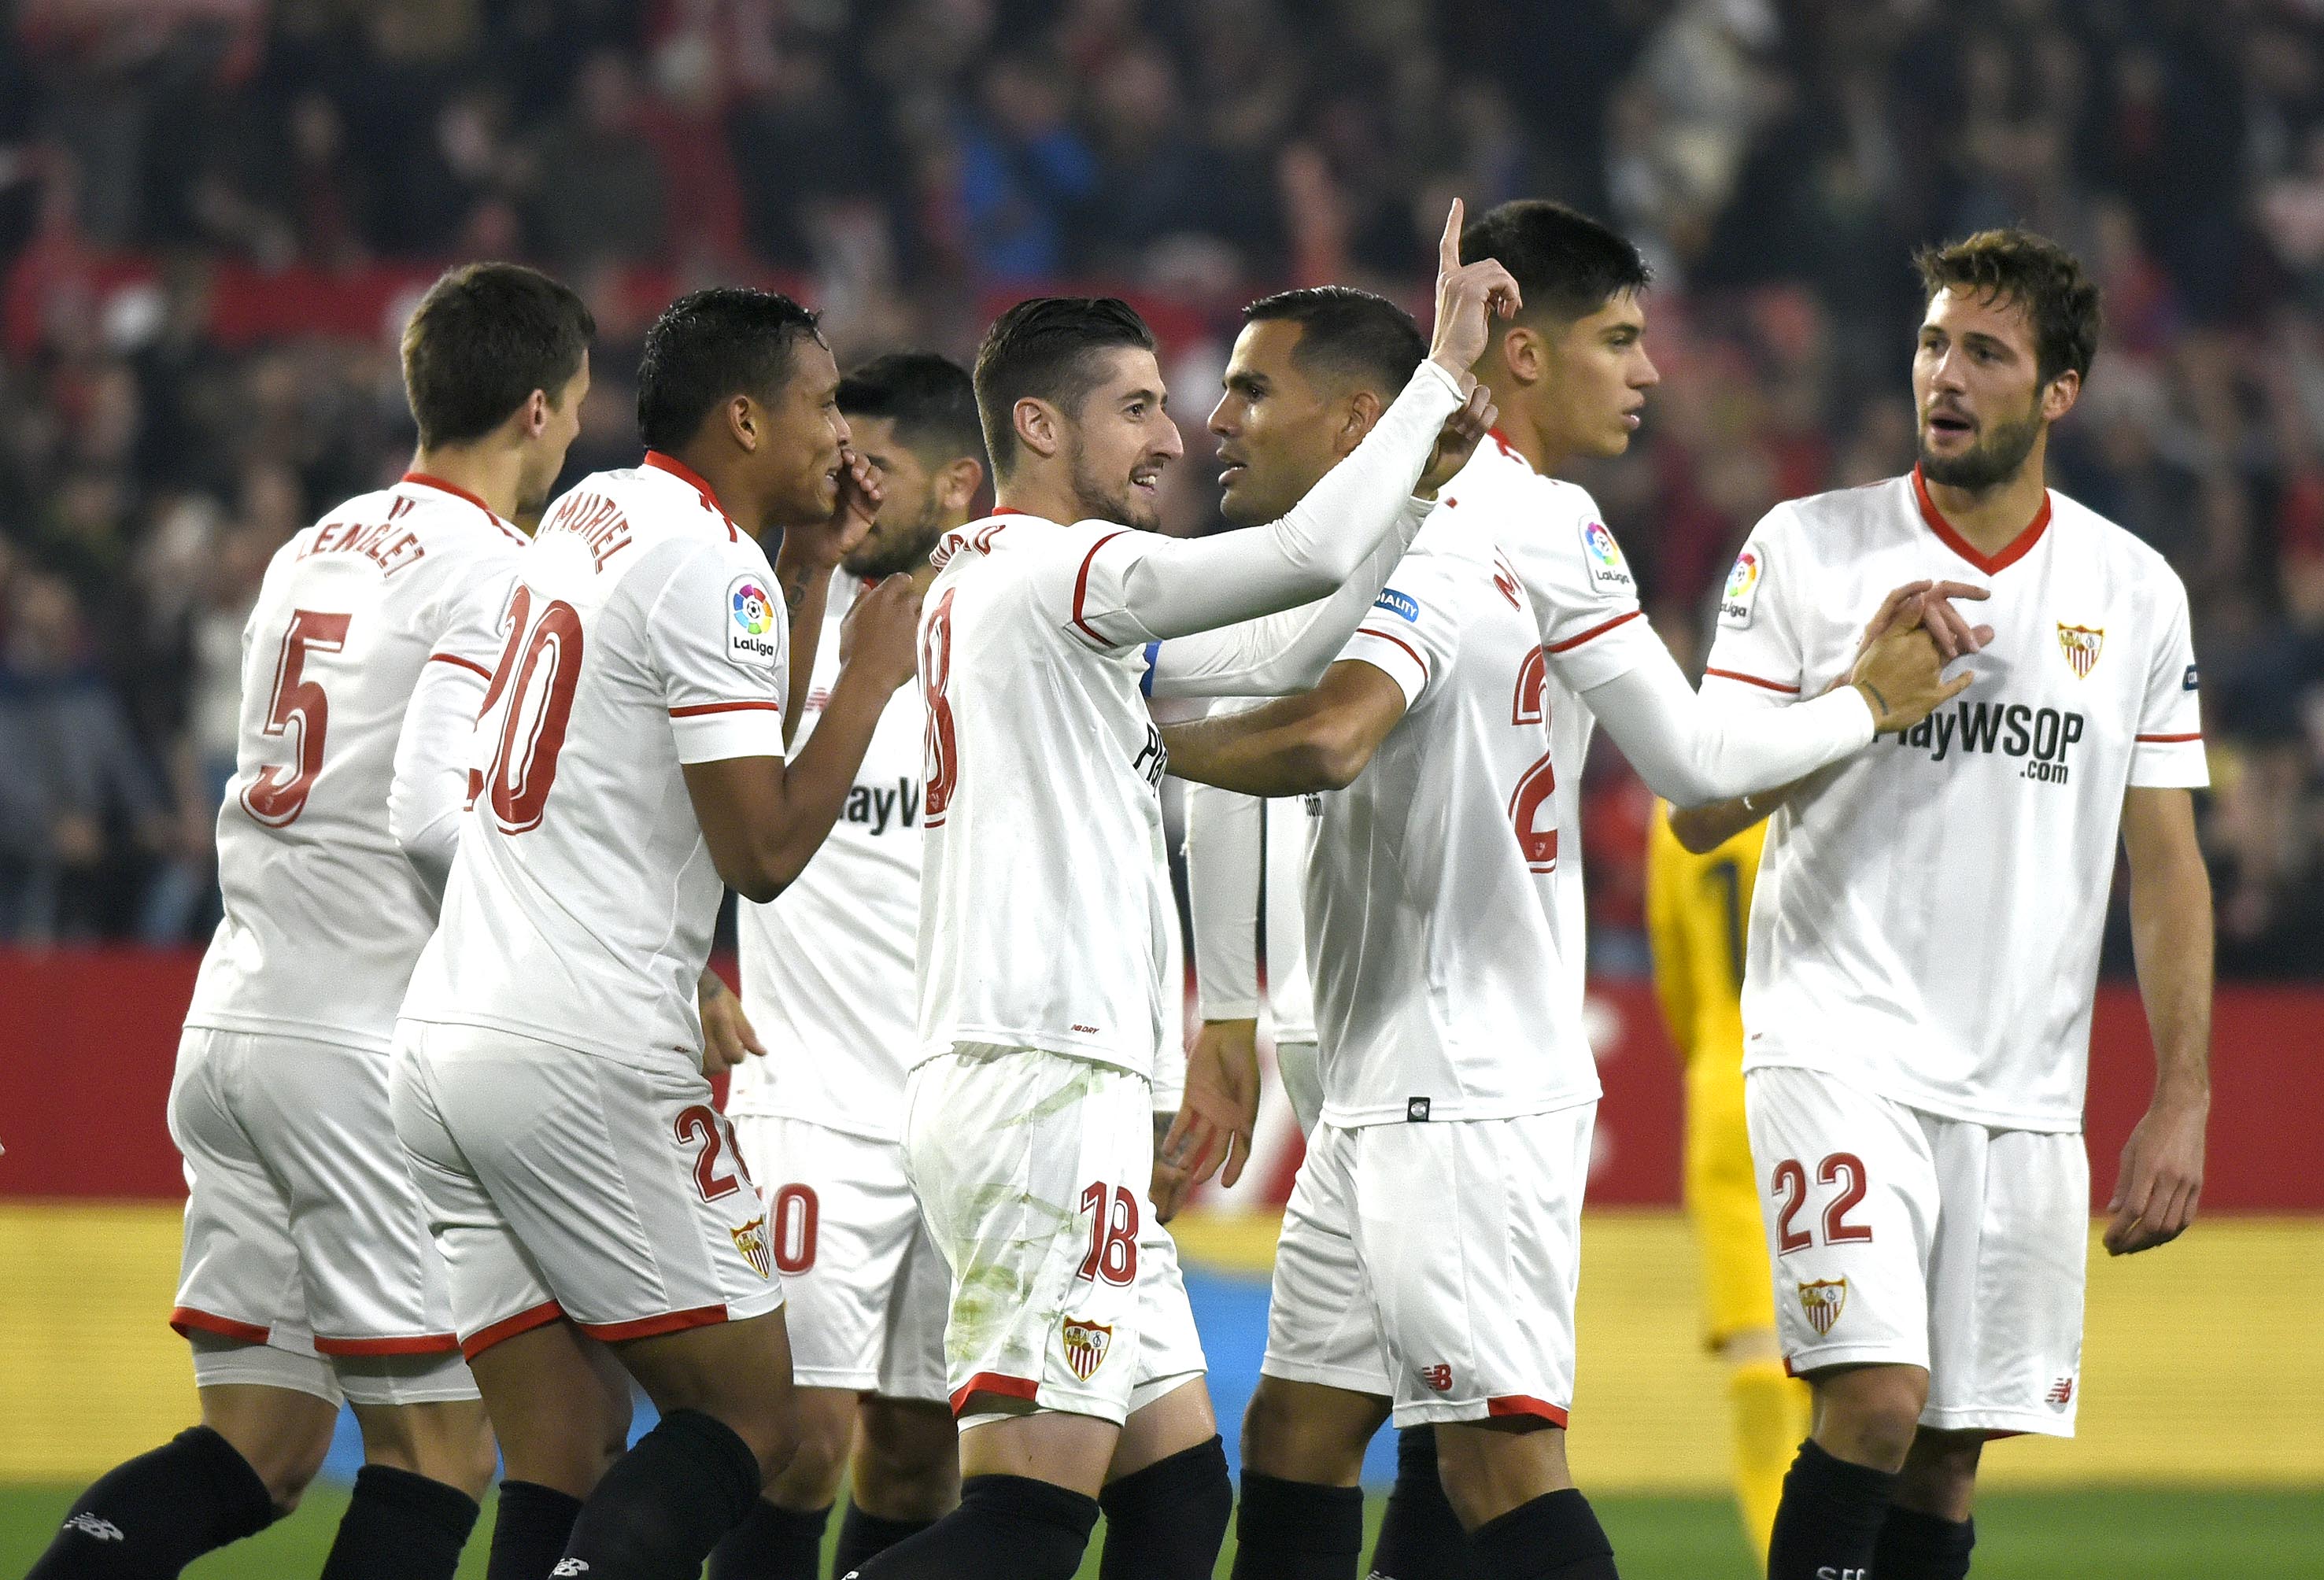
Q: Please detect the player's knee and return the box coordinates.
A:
[1238,1378,1374,1484]
[1813,1364,1928,1471]
[1896,1427,1983,1520]
[852,1400,959,1519]
[768,1390,856,1507]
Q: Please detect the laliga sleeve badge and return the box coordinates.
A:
[1720,548,1764,629]
[727,574,781,668]
[1579,519,1635,590]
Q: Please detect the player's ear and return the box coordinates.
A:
[1013,397,1062,463]
[2041,368,2080,425]
[520,388,551,439]
[725,393,760,453]
[1498,322,1545,387]
[1339,389,1384,456]
[940,456,985,514]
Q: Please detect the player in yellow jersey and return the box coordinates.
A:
[1645,803,1812,1568]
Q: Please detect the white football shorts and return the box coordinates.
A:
[390,1021,785,1358]
[1262,1104,1593,1429]
[903,1045,1206,1426]
[1746,1065,2088,1436]
[730,1115,948,1403]
[169,1027,477,1406]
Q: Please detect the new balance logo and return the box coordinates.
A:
[551,1563,590,1576]
[2047,1375,2076,1407]
[1420,1362,1453,1393]
[62,1514,124,1541]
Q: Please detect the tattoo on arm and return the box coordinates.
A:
[781,566,815,615]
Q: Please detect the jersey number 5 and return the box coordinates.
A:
[922,587,959,828]
[242,609,351,827]
[1507,645,1558,872]
[472,585,585,833]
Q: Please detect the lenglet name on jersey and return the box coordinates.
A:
[1889,698,2086,783]
[844,776,920,835]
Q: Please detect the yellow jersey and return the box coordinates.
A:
[1645,805,1766,1072]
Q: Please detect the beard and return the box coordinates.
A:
[1069,434,1158,530]
[843,491,948,580]
[1918,400,2044,493]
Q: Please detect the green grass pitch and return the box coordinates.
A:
[2,1484,2318,1576]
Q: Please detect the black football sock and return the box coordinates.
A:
[1098,1435,1232,1579]
[1872,1504,1976,1580]
[319,1463,480,1580]
[487,1480,583,1580]
[1467,1487,1619,1579]
[1369,1427,1476,1579]
[832,1504,934,1575]
[24,1425,279,1579]
[1766,1439,1897,1580]
[560,1408,765,1580]
[1227,1470,1365,1580]
[843,1474,1098,1580]
[704,1497,832,1580]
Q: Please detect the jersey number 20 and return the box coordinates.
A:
[471,585,585,833]
[1508,645,1558,872]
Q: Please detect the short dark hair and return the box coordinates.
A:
[637,286,825,452]
[1461,199,1651,327]
[973,297,1156,476]
[1242,286,1428,398]
[838,353,986,469]
[401,263,594,449]
[1914,229,2101,386]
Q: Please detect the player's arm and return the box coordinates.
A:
[771,449,881,747]
[1159,660,1408,796]
[389,648,490,897]
[1159,776,1268,1221]
[1668,580,1992,850]
[2104,784,2212,1256]
[683,575,922,903]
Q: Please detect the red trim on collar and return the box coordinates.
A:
[643,451,741,538]
[401,471,507,527]
[1911,465,2051,575]
[989,507,1036,517]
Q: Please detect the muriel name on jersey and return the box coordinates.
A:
[1890,698,2086,783]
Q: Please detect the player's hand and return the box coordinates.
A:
[789,447,885,569]
[697,967,766,1075]
[840,573,923,693]
[1160,1021,1262,1207]
[2104,1090,2207,1255]
[1427,198,1522,385]
[1417,384,1496,499]
[1148,1111,1192,1223]
[1847,624,1974,733]
[1853,579,1993,665]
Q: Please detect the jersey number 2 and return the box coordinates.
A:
[1507,645,1558,871]
[473,585,584,833]
[242,609,350,827]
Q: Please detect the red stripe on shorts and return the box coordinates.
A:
[460,1301,566,1360]
[169,1306,271,1346]
[575,1305,730,1344]
[1485,1394,1571,1427]
[314,1332,462,1357]
[951,1371,1042,1414]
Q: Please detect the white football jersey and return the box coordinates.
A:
[914,514,1181,1080]
[400,453,789,1066]
[1705,470,2207,1130]
[1304,509,1598,1128]
[185,474,526,1051]
[731,574,924,1141]
[1183,749,1318,1047]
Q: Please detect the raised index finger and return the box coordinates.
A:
[1439,198,1466,274]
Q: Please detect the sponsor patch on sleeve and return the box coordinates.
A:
[2183,662,2199,692]
[726,574,781,668]
[1719,546,1764,629]
[1373,588,1421,623]
[1579,519,1635,591]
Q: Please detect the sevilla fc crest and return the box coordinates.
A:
[1798,1277,1848,1337]
[1062,1318,1113,1382]
[2056,623,2104,678]
[730,1216,773,1279]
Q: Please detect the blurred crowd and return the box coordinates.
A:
[2,0,2321,975]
